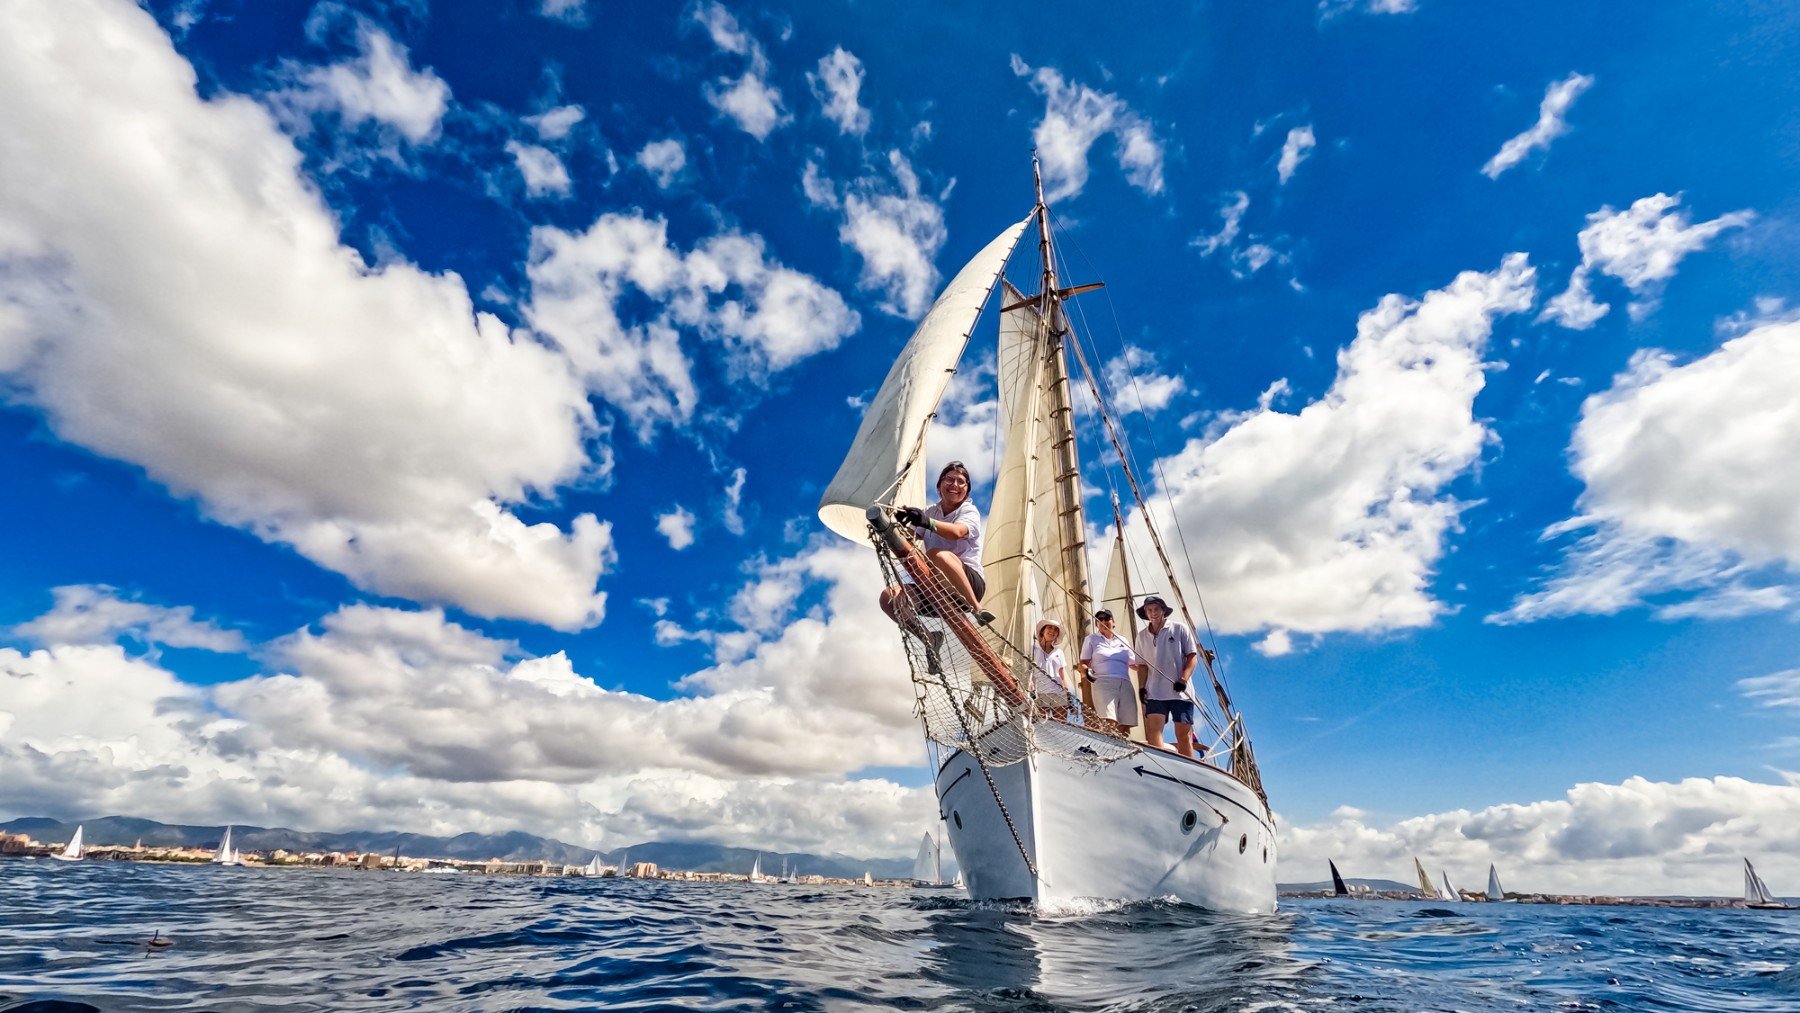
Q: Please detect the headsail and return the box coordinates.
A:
[1329,860,1349,897]
[1746,858,1778,906]
[818,216,1033,543]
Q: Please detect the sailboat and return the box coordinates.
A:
[1485,864,1507,901]
[749,852,768,884]
[1440,870,1461,903]
[817,160,1275,913]
[50,824,85,862]
[1744,858,1789,909]
[1328,860,1350,897]
[213,826,242,866]
[863,870,874,887]
[912,831,954,888]
[1414,857,1441,899]
[584,855,603,877]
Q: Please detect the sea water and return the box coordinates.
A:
[2,861,1796,1011]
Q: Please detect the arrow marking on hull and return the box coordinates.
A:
[1132,764,1274,831]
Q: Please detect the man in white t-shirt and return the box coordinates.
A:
[1078,609,1139,733]
[1132,596,1201,758]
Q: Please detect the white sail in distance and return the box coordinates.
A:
[1440,871,1460,902]
[912,833,939,884]
[1745,859,1778,906]
[1486,864,1504,901]
[818,216,1033,544]
[213,827,235,865]
[53,825,84,861]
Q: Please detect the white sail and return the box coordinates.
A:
[213,827,235,865]
[1746,859,1778,906]
[1485,864,1504,901]
[982,281,1076,663]
[53,825,84,861]
[911,832,943,884]
[585,855,602,877]
[818,216,1033,544]
[750,853,764,882]
[1440,871,1460,902]
[863,870,873,886]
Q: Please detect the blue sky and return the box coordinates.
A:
[1,0,1797,893]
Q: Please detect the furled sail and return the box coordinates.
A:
[1414,857,1439,898]
[1746,858,1777,906]
[818,216,1033,544]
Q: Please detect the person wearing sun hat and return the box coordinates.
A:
[1029,616,1077,720]
[1132,595,1203,758]
[1078,608,1139,733]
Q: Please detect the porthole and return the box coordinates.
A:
[1238,833,1248,854]
[1180,809,1198,834]
[952,811,963,829]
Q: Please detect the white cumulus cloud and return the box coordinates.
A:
[1277,125,1315,185]
[1011,56,1165,202]
[808,47,870,136]
[1131,254,1537,644]
[10,585,247,653]
[656,504,697,550]
[1541,193,1754,328]
[1494,318,1800,623]
[637,138,687,189]
[0,0,614,630]
[524,211,859,438]
[272,21,451,146]
[693,2,789,140]
[506,141,572,197]
[836,152,949,319]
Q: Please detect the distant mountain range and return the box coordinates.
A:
[0,816,914,880]
[1278,877,1422,894]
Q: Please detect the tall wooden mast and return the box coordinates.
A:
[1031,156,1095,652]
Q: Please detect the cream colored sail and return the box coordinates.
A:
[981,281,1053,669]
[818,216,1033,543]
[1414,857,1439,898]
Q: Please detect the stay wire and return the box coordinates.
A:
[1047,216,1239,709]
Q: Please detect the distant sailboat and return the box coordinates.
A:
[1414,857,1440,899]
[1485,864,1506,901]
[1329,860,1350,897]
[1440,870,1460,903]
[50,825,85,862]
[749,853,768,884]
[1745,858,1789,910]
[213,827,242,866]
[584,855,602,877]
[911,831,952,888]
[616,850,630,877]
[863,870,874,887]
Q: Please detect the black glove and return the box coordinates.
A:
[898,505,927,528]
[1173,680,1188,694]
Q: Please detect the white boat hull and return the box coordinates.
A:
[935,723,1277,912]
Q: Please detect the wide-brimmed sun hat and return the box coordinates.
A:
[1034,617,1063,639]
[1136,595,1171,620]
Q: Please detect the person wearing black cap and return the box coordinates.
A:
[1132,595,1203,758]
[1078,609,1139,734]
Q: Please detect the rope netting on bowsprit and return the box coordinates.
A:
[872,530,1138,772]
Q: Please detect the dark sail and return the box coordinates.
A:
[1329,860,1349,896]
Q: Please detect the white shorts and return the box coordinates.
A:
[1091,678,1139,726]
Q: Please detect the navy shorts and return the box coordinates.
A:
[1144,698,1195,724]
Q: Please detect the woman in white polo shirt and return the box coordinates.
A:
[1078,609,1139,734]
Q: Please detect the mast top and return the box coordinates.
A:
[1032,150,1046,209]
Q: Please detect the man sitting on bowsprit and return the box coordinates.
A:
[1131,596,1205,759]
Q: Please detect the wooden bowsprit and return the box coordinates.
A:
[866,505,1027,708]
